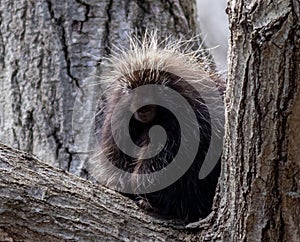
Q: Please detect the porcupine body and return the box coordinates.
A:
[91,33,224,222]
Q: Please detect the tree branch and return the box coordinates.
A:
[0,143,193,241]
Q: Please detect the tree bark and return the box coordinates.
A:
[1,0,300,241]
[0,143,196,241]
[0,0,197,175]
[216,0,300,241]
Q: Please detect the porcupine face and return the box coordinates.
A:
[127,69,174,124]
[118,70,184,173]
[133,105,157,123]
[91,33,224,222]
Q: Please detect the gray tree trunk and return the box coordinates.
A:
[0,0,299,241]
[214,0,300,241]
[0,0,197,176]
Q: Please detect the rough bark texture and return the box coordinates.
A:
[219,0,300,241]
[0,0,197,176]
[1,0,300,241]
[0,143,196,241]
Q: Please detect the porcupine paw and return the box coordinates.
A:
[136,199,155,212]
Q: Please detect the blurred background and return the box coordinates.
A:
[197,0,229,74]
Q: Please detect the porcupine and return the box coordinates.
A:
[90,32,224,222]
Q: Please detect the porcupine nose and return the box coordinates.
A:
[136,105,157,123]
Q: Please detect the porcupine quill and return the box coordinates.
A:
[90,31,224,222]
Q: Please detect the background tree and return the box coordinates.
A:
[197,0,229,72]
[0,0,299,241]
[0,0,197,176]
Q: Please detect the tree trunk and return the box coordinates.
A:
[0,0,300,241]
[0,0,197,176]
[216,0,300,241]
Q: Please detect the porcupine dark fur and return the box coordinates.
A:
[90,32,224,222]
